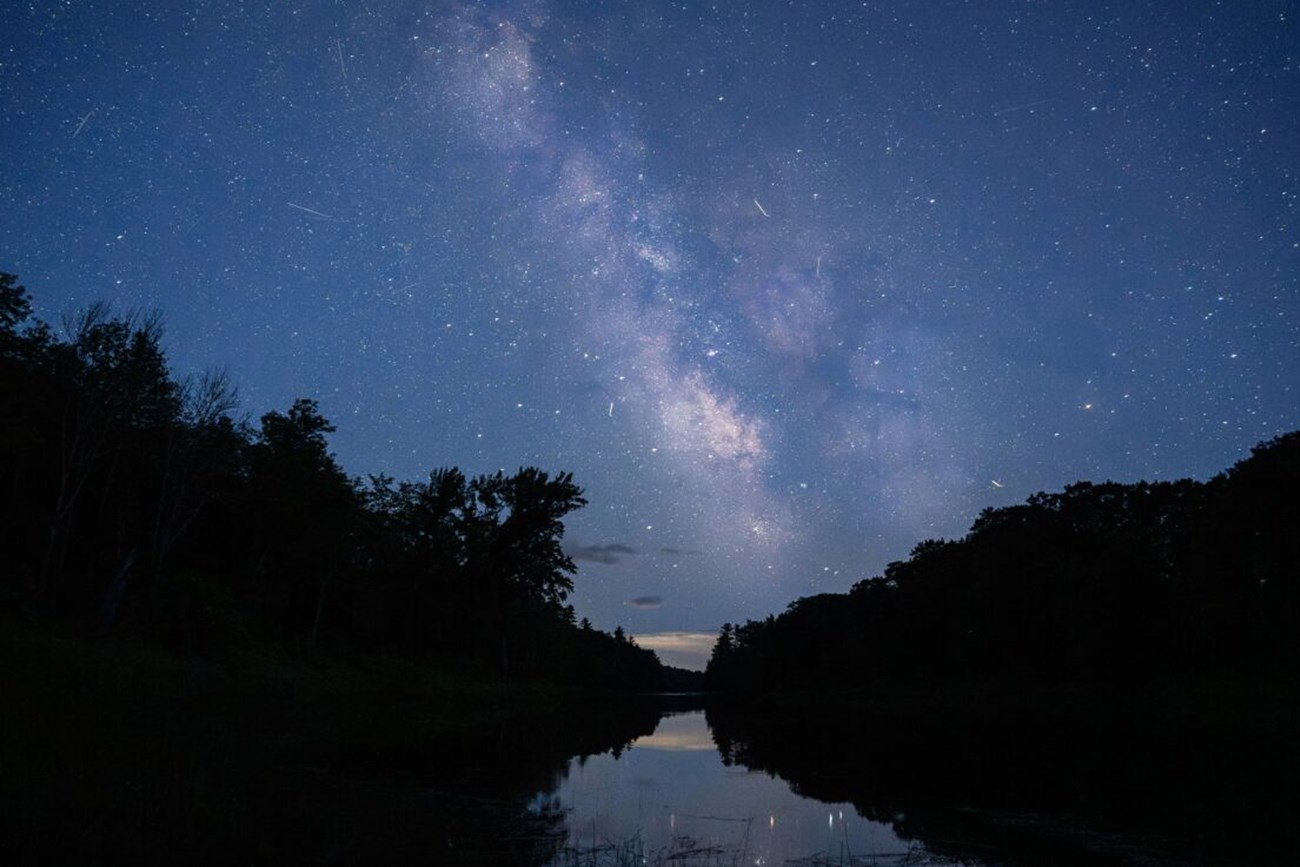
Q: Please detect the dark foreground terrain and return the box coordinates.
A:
[707,685,1299,866]
[0,618,665,866]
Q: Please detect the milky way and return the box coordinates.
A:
[3,1,1296,661]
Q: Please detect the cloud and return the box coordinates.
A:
[570,543,637,564]
[626,595,663,609]
[660,546,699,556]
[632,631,719,671]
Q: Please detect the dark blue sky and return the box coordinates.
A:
[3,0,1297,660]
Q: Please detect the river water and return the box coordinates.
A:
[534,708,950,866]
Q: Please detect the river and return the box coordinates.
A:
[536,708,938,866]
[512,696,1255,867]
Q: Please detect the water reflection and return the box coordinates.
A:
[631,711,715,752]
[538,710,937,866]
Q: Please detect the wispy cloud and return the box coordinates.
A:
[571,543,638,564]
[626,595,663,609]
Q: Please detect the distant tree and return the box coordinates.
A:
[0,273,50,572]
[246,398,359,647]
[356,467,475,656]
[717,622,734,653]
[144,369,242,587]
[0,272,32,338]
[40,305,180,608]
[474,468,586,608]
[469,468,586,676]
[256,398,339,473]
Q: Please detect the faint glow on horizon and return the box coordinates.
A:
[633,631,717,671]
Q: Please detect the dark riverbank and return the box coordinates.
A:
[706,683,1299,866]
[0,617,664,866]
[699,433,1299,864]
[7,615,1292,866]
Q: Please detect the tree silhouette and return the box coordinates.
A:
[41,305,179,621]
[707,437,1300,698]
[1,272,671,690]
[245,398,359,647]
[467,468,586,676]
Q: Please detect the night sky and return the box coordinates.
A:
[3,1,1297,668]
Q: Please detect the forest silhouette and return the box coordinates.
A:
[5,265,1296,702]
[0,272,669,690]
[702,412,1299,863]
[705,430,1299,697]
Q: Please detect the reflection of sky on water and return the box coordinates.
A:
[538,711,929,865]
[631,711,716,752]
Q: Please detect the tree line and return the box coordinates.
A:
[707,429,1300,697]
[0,273,663,689]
